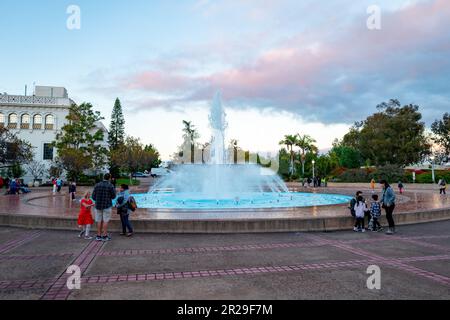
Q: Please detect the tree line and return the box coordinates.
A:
[278,99,450,181]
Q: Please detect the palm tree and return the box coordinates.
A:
[182,120,199,164]
[295,134,318,176]
[279,134,298,176]
[200,142,210,164]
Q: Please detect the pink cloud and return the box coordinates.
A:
[114,0,450,122]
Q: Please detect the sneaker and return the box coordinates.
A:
[377,228,384,232]
[78,230,84,238]
[95,235,103,241]
[386,229,394,235]
[353,227,358,232]
[361,229,366,233]
[102,235,111,242]
[84,236,93,240]
[126,233,134,237]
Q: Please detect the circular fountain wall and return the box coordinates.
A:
[131,191,352,210]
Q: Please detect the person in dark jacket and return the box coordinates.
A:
[69,182,77,201]
[380,180,396,235]
[92,173,116,242]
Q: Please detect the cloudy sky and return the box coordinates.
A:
[1,0,449,159]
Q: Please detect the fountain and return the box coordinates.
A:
[131,93,352,210]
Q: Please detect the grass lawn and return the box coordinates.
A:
[117,178,141,186]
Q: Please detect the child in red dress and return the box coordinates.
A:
[78,191,94,240]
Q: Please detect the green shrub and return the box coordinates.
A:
[337,168,371,182]
[414,170,450,184]
[369,165,406,183]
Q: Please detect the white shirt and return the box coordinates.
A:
[355,202,367,218]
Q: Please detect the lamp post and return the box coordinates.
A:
[430,155,435,184]
[312,160,315,181]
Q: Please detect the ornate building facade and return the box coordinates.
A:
[0,86,108,184]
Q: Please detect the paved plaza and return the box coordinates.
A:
[0,220,449,300]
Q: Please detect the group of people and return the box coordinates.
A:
[301,176,327,188]
[0,177,31,195]
[76,173,136,241]
[51,177,64,193]
[349,180,397,235]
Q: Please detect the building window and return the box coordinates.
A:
[33,114,42,130]
[45,114,54,130]
[0,113,4,127]
[43,143,54,160]
[8,113,17,129]
[21,114,30,129]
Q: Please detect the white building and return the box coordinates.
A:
[0,86,108,184]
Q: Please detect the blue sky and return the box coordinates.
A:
[1,0,449,159]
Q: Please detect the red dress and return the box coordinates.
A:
[78,199,94,226]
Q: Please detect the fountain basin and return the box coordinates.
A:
[130,192,352,210]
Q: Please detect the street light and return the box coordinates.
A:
[430,155,435,183]
[312,160,316,181]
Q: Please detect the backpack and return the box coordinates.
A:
[128,196,137,212]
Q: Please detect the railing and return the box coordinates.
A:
[33,124,42,130]
[20,123,30,129]
[7,123,17,129]
[0,95,58,105]
[45,124,54,130]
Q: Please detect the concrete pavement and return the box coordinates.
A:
[0,220,449,300]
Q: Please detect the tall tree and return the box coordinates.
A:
[295,134,318,175]
[108,98,126,177]
[54,103,107,181]
[279,135,298,176]
[342,99,431,166]
[182,120,199,164]
[144,144,162,168]
[431,113,450,156]
[330,140,362,169]
[108,98,125,150]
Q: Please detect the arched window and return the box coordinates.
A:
[33,114,42,130]
[21,114,30,129]
[0,113,4,127]
[8,113,18,129]
[45,114,54,130]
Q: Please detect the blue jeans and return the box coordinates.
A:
[120,214,133,234]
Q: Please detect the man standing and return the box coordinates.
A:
[92,173,116,242]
